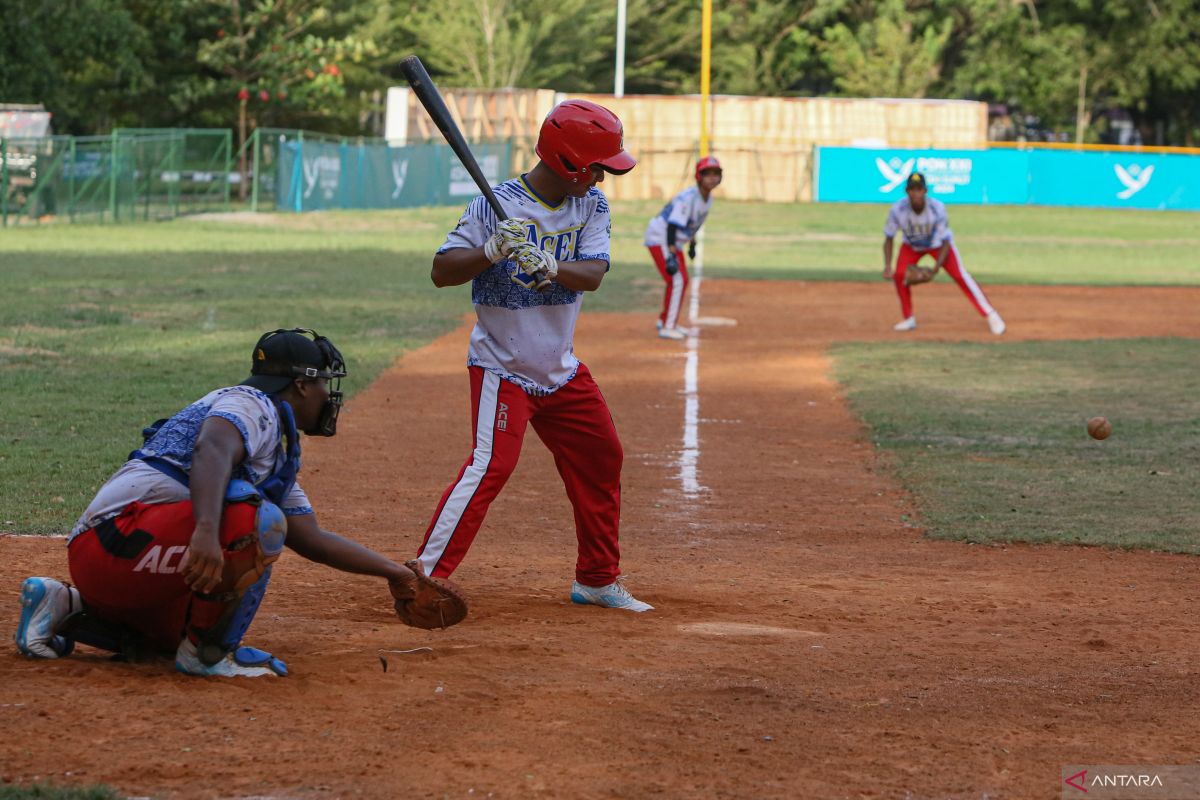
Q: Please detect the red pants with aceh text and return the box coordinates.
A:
[68,500,261,651]
[648,245,689,329]
[893,242,995,320]
[416,364,623,587]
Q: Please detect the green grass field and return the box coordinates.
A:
[834,339,1200,553]
[2,201,1198,541]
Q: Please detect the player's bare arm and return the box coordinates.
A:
[933,241,951,273]
[431,246,494,287]
[181,416,246,594]
[554,258,608,292]
[883,236,895,280]
[285,513,414,585]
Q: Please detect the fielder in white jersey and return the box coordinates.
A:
[882,172,1005,335]
[644,157,722,339]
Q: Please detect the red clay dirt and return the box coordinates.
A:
[3,280,1199,799]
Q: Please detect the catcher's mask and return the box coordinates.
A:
[241,328,347,437]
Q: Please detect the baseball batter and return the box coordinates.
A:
[417,99,653,612]
[13,329,452,678]
[644,156,722,339]
[883,172,1006,335]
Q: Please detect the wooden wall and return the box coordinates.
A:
[392,88,988,202]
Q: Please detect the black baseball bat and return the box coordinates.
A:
[399,55,550,291]
[398,55,506,221]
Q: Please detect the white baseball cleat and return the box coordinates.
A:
[571,579,654,612]
[893,317,917,332]
[987,311,1006,335]
[175,638,288,678]
[15,577,78,658]
[658,327,687,340]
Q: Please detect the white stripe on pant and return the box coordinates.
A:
[952,244,994,316]
[665,269,684,329]
[418,371,501,575]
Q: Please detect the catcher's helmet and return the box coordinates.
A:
[695,156,723,180]
[536,100,636,184]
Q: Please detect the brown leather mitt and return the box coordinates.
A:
[905,265,937,285]
[389,560,469,630]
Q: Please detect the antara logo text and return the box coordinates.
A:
[1065,768,1165,792]
[1094,773,1164,788]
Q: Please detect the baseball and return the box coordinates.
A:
[1087,416,1112,440]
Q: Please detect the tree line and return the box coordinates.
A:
[2,0,1197,145]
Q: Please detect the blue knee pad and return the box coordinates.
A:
[194,493,287,665]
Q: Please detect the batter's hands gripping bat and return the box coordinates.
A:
[399,55,552,292]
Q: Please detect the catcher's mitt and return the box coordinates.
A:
[389,560,469,630]
[905,265,937,286]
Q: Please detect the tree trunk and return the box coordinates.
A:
[1074,65,1089,145]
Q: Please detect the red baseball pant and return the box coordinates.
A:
[417,364,623,587]
[68,499,261,651]
[893,242,995,320]
[648,245,689,329]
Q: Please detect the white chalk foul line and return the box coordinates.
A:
[680,231,707,498]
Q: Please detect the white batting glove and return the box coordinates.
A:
[483,217,531,263]
[509,242,558,291]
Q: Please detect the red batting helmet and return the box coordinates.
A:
[695,156,722,180]
[536,100,637,184]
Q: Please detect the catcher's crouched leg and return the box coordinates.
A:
[179,482,288,677]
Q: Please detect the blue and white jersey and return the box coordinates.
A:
[644,186,714,247]
[70,386,312,541]
[438,175,612,395]
[884,197,954,250]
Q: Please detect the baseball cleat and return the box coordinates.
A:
[987,311,1006,335]
[893,317,917,332]
[658,327,687,340]
[655,319,664,331]
[175,638,288,678]
[570,579,654,612]
[15,577,78,659]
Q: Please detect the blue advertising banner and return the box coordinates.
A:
[1026,150,1200,211]
[815,147,1028,204]
[276,139,511,212]
[816,146,1200,211]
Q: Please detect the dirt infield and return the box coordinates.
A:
[3,281,1199,799]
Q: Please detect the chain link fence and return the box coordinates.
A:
[3,127,514,225]
[1,129,232,226]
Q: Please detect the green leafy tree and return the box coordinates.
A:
[821,0,953,98]
[401,0,614,90]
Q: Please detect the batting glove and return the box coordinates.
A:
[484,217,531,263]
[509,242,558,291]
[665,250,680,277]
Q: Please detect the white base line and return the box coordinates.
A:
[680,229,706,498]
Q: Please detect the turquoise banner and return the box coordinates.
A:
[1026,150,1200,211]
[277,139,512,211]
[815,147,1028,204]
[815,146,1200,211]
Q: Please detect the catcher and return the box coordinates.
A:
[14,328,466,678]
[882,171,1005,335]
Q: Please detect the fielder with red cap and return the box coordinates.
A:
[644,156,723,339]
[418,99,654,612]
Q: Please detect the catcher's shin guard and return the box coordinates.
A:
[190,494,287,665]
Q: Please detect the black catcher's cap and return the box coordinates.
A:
[242,329,328,394]
[906,172,928,190]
